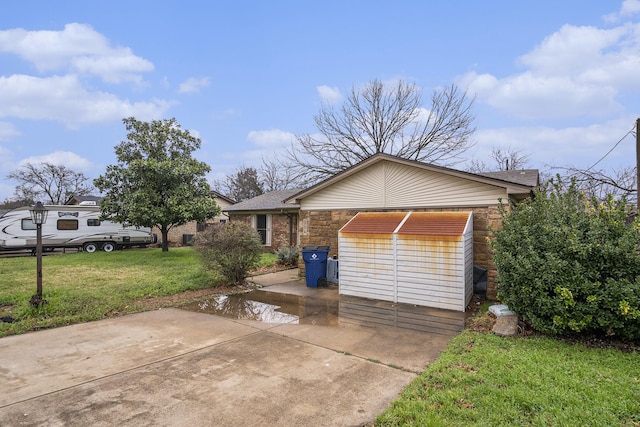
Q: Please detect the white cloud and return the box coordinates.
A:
[470,117,636,170]
[317,85,342,104]
[247,129,295,148]
[457,21,640,120]
[604,0,640,22]
[18,150,94,171]
[0,23,154,84]
[0,121,20,141]
[0,74,170,127]
[211,108,241,120]
[178,77,210,94]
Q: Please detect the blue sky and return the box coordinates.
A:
[1,0,640,201]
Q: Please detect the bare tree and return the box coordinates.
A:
[259,155,303,191]
[287,79,475,183]
[213,166,264,202]
[467,146,530,172]
[552,165,636,204]
[7,162,93,204]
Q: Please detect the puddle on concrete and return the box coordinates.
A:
[180,289,465,335]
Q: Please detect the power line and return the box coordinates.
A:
[585,125,636,172]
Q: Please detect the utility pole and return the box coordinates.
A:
[637,117,640,213]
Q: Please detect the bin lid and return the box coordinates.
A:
[302,245,330,250]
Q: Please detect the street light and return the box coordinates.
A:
[29,201,48,307]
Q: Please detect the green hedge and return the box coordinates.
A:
[491,178,640,339]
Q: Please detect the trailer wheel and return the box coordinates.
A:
[102,242,116,252]
[83,242,98,253]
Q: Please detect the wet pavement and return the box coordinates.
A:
[180,287,465,334]
[0,269,465,426]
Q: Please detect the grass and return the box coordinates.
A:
[2,249,638,425]
[376,330,640,426]
[0,248,277,337]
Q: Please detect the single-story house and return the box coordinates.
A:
[223,154,537,300]
[224,189,301,252]
[287,153,538,300]
[161,191,237,245]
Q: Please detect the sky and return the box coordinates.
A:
[1,0,640,201]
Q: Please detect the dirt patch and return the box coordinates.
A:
[126,265,293,313]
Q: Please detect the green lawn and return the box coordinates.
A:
[0,248,276,336]
[376,330,640,426]
[1,249,638,426]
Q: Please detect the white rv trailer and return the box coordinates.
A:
[0,204,154,252]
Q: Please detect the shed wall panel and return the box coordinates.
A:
[338,234,396,302]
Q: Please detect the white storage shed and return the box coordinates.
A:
[338,211,474,311]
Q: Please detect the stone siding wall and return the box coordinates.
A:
[229,213,297,253]
[298,206,503,300]
[152,218,228,247]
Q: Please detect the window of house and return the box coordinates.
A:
[87,219,101,227]
[57,219,79,230]
[253,214,271,246]
[21,218,37,230]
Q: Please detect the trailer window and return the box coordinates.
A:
[21,219,37,230]
[57,219,79,230]
[87,219,101,226]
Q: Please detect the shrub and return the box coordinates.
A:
[491,177,640,339]
[276,246,299,266]
[193,223,263,285]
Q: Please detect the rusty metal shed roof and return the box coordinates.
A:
[340,211,471,237]
[399,212,469,236]
[340,212,407,235]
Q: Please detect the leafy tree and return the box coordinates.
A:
[213,165,264,202]
[286,79,475,183]
[491,176,640,339]
[94,117,219,252]
[7,162,93,204]
[193,223,263,285]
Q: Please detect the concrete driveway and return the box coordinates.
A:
[0,270,464,426]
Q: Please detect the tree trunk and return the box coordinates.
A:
[161,225,170,252]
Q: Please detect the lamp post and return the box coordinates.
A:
[29,201,48,307]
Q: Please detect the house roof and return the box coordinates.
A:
[477,169,539,188]
[211,190,236,205]
[224,189,302,213]
[285,153,538,203]
[65,195,103,205]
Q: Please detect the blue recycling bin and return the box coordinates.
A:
[301,245,330,288]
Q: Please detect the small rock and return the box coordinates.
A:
[492,315,519,337]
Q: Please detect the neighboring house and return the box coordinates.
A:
[65,195,102,205]
[283,153,539,300]
[224,189,301,252]
[161,191,236,245]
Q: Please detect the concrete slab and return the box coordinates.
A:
[0,309,259,406]
[270,321,456,373]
